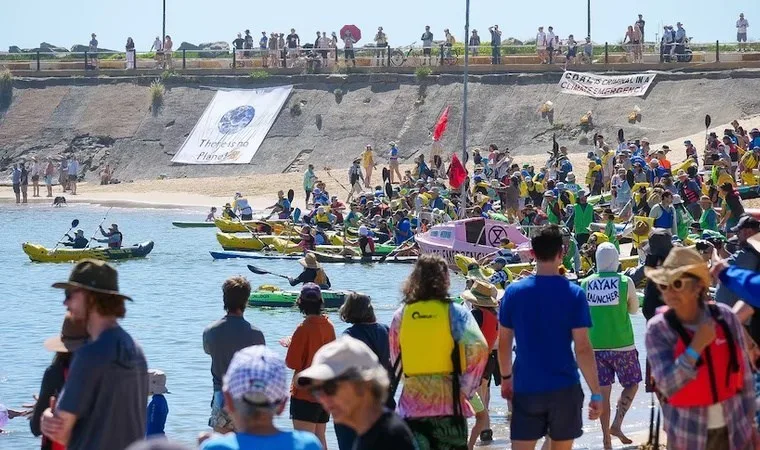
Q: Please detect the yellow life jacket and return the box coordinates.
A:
[399,300,466,376]
[419,193,431,206]
[315,213,330,224]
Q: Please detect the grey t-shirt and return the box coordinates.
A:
[203,315,266,391]
[58,325,148,450]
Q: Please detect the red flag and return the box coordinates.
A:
[448,153,467,189]
[432,106,450,142]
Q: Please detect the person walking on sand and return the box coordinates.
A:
[67,155,79,195]
[44,158,55,197]
[361,145,376,188]
[40,259,148,449]
[388,142,402,184]
[283,283,336,450]
[498,225,602,450]
[11,163,21,204]
[304,164,317,208]
[582,243,641,448]
[19,161,29,203]
[203,276,266,434]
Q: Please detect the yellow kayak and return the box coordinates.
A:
[214,218,295,234]
[22,241,155,263]
[216,232,279,251]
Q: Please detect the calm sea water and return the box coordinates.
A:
[0,204,650,449]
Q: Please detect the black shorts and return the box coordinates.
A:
[12,184,20,194]
[290,397,329,423]
[511,383,584,441]
[68,174,77,182]
[483,350,501,386]
[423,47,432,56]
[241,213,253,221]
[344,49,355,60]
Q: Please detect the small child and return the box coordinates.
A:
[206,207,217,222]
[146,369,170,437]
[603,209,620,252]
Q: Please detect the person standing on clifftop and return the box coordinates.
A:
[420,26,434,65]
[164,36,173,69]
[635,14,646,41]
[489,25,502,64]
[88,33,98,69]
[737,13,749,52]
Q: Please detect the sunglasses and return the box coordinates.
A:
[656,277,695,292]
[309,375,354,397]
[64,288,83,300]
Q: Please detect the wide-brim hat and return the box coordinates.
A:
[52,259,132,300]
[43,312,89,353]
[148,369,171,395]
[461,280,501,308]
[644,246,710,287]
[643,228,673,259]
[632,219,651,238]
[299,252,321,269]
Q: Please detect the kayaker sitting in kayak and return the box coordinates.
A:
[266,190,292,220]
[345,225,375,257]
[299,226,317,252]
[289,253,331,290]
[96,223,123,249]
[222,203,238,220]
[61,229,88,249]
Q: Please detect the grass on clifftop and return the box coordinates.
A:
[149,80,165,113]
[0,69,12,108]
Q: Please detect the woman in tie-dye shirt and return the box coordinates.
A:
[390,254,488,450]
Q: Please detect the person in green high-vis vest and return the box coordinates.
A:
[602,209,620,252]
[543,190,562,225]
[698,195,718,232]
[573,190,595,247]
[672,195,691,241]
[581,243,642,449]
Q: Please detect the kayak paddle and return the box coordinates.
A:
[53,219,79,251]
[287,188,294,204]
[86,207,113,248]
[704,114,712,150]
[247,264,290,280]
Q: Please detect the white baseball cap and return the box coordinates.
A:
[296,336,382,386]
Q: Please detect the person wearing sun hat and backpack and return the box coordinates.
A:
[645,247,756,450]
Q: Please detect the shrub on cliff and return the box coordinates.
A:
[0,69,12,109]
[149,79,165,113]
[415,67,432,81]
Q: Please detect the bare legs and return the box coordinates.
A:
[600,384,637,449]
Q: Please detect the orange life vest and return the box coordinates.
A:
[664,305,744,408]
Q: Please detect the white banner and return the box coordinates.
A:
[558,71,656,98]
[172,86,293,164]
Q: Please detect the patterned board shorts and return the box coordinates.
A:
[595,349,643,387]
[208,390,234,431]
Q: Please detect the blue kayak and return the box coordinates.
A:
[210,251,300,260]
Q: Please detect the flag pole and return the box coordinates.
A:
[459,0,470,218]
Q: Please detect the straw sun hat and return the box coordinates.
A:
[299,252,321,269]
[461,280,502,308]
[644,246,711,288]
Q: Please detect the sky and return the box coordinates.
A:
[1,0,758,52]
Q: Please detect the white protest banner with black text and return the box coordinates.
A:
[558,71,656,98]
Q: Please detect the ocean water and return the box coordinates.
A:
[0,204,650,449]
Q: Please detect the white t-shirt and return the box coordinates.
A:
[536,32,547,48]
[547,32,556,48]
[737,19,749,33]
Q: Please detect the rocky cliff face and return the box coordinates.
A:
[1,71,760,182]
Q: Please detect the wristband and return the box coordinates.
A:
[590,393,603,402]
[684,346,700,360]
[501,374,512,380]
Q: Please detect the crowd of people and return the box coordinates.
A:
[71,12,753,71]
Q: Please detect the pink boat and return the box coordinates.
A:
[416,217,531,266]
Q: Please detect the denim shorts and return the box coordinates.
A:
[208,390,233,430]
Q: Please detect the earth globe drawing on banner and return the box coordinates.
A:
[218,105,256,134]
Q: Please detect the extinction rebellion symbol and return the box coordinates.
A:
[488,226,507,246]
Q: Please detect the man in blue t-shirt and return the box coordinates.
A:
[200,345,322,450]
[497,225,602,448]
[393,211,412,245]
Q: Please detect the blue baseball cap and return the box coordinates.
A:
[492,257,507,265]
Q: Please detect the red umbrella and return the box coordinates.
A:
[340,25,362,43]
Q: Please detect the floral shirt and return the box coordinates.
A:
[645,303,756,450]
[389,301,488,418]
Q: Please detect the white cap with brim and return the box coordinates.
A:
[296,336,382,386]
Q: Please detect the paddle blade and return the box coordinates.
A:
[617,128,624,143]
[287,189,294,203]
[247,265,269,275]
[71,219,79,228]
[293,208,301,223]
[385,180,392,199]
[705,114,711,129]
[382,167,390,184]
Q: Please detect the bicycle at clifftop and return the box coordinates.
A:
[390,41,419,67]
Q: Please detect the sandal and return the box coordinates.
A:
[479,429,493,443]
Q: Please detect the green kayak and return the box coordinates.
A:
[172,221,216,228]
[248,289,351,308]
